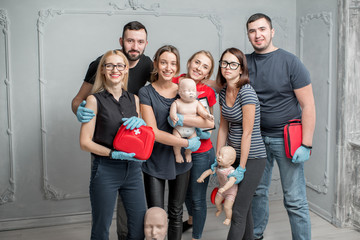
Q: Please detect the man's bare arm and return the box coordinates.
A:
[71,82,93,114]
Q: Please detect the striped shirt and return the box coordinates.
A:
[219,84,266,159]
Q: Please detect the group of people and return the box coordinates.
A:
[72,12,315,240]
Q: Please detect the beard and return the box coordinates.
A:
[123,49,143,61]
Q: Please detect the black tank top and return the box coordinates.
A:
[92,89,138,150]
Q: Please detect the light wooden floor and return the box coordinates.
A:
[0,200,359,240]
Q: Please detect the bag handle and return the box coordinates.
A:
[288,119,301,124]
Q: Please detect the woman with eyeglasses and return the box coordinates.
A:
[214,48,267,239]
[79,50,147,240]
[171,50,217,240]
[138,45,214,240]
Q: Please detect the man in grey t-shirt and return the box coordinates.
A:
[246,13,316,240]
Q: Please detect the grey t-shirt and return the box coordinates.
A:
[246,48,311,137]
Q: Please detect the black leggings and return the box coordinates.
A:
[143,171,190,240]
[227,158,266,240]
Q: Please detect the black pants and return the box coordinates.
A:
[227,158,266,240]
[143,171,190,240]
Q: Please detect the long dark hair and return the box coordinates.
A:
[216,48,249,88]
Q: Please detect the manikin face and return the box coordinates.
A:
[101,54,128,86]
[247,17,275,54]
[120,29,148,62]
[144,207,168,240]
[178,78,197,103]
[217,146,236,168]
[187,53,212,82]
[156,52,178,81]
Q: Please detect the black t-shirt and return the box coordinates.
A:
[84,52,153,95]
[92,89,138,152]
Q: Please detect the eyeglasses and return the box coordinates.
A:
[219,61,241,70]
[103,63,126,71]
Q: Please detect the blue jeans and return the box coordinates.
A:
[90,157,146,240]
[185,147,215,239]
[252,136,311,240]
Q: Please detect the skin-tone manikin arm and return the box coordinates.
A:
[196,101,214,121]
[169,101,179,125]
[182,113,214,129]
[294,84,316,147]
[197,169,215,183]
[141,104,189,148]
[218,177,237,193]
[71,81,93,114]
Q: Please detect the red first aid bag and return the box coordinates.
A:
[210,187,225,205]
[113,125,155,160]
[284,119,302,159]
[210,187,218,205]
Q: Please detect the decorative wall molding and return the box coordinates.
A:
[0,9,15,205]
[109,0,160,11]
[0,211,92,231]
[37,0,223,200]
[273,16,288,39]
[299,12,333,194]
[350,0,360,8]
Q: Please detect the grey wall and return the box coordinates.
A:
[296,0,339,224]
[1,0,358,232]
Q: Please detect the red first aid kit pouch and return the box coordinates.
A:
[284,119,302,159]
[210,187,225,205]
[113,125,155,160]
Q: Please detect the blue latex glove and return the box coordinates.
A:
[167,114,184,127]
[228,166,246,184]
[195,128,211,140]
[122,117,146,130]
[210,157,218,176]
[77,100,95,123]
[111,151,138,161]
[210,157,218,172]
[185,137,201,152]
[292,145,311,163]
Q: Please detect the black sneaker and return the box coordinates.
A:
[182,221,192,232]
[255,236,264,240]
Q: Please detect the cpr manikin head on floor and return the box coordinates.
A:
[144,207,168,240]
